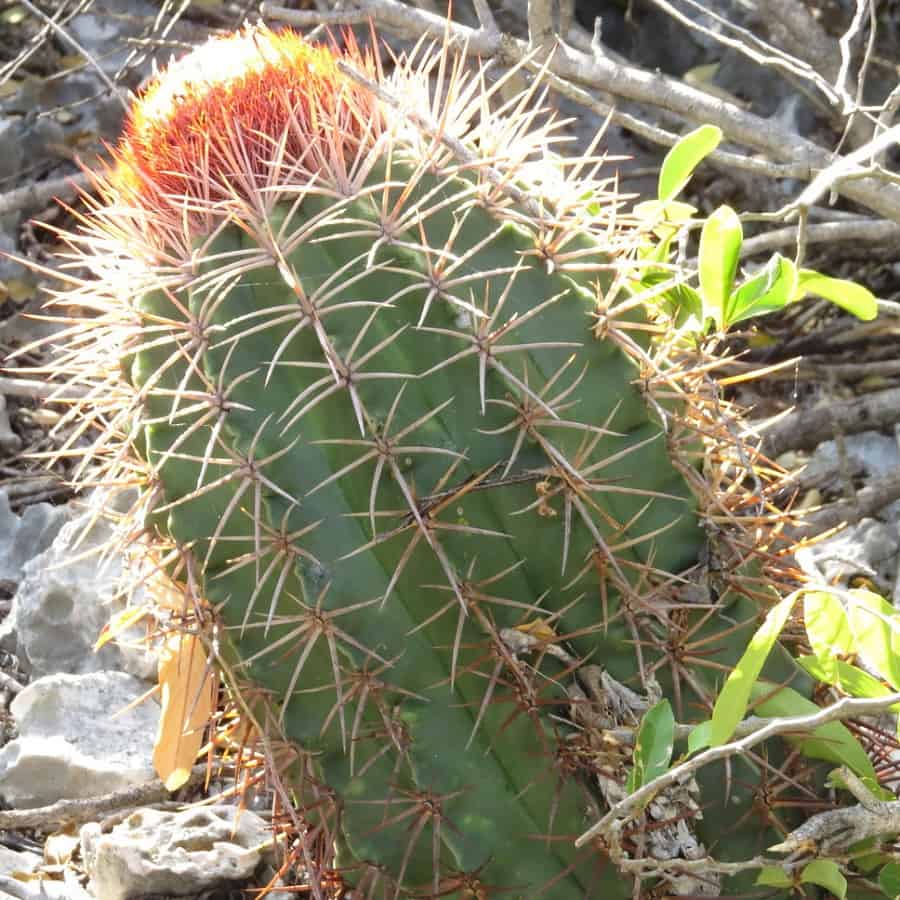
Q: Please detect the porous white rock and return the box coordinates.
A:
[80,805,273,900]
[5,491,155,680]
[0,671,158,808]
[0,489,69,587]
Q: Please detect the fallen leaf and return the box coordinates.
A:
[153,631,216,791]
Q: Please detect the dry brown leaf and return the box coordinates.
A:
[153,631,216,791]
[94,604,149,651]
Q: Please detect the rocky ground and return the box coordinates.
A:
[0,1,898,898]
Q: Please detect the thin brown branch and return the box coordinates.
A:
[792,467,900,539]
[0,764,209,830]
[263,0,900,222]
[0,172,89,218]
[760,386,900,458]
[576,689,900,848]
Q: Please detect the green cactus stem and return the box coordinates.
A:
[39,25,807,898]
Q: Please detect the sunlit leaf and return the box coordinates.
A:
[699,205,742,328]
[801,860,846,898]
[803,591,853,681]
[795,270,877,321]
[626,699,674,793]
[726,254,798,325]
[847,589,900,691]
[751,683,878,782]
[798,655,895,705]
[658,125,722,202]
[709,592,796,746]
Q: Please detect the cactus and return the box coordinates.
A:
[42,26,811,898]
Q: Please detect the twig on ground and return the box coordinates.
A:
[792,467,900,538]
[0,172,89,218]
[16,0,128,109]
[759,386,900,457]
[0,377,91,402]
[0,764,209,830]
[263,0,900,222]
[575,689,900,847]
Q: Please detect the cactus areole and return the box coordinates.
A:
[53,24,786,898]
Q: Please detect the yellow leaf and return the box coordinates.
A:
[514,617,557,643]
[153,632,216,791]
[94,604,149,651]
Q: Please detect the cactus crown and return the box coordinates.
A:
[108,27,383,217]
[36,23,811,900]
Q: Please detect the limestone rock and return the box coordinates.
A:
[0,671,158,808]
[0,489,69,588]
[5,492,154,680]
[80,805,272,900]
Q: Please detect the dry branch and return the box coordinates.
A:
[264,0,900,222]
[761,386,900,457]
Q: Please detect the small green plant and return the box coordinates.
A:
[634,125,877,331]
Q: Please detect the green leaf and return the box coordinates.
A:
[879,861,900,897]
[853,847,890,875]
[801,860,847,898]
[827,768,894,803]
[709,592,796,746]
[687,720,711,755]
[658,125,722,202]
[626,699,675,793]
[699,205,742,328]
[751,683,878,782]
[726,254,798,326]
[847,589,900,691]
[633,199,698,225]
[755,866,793,888]
[804,591,854,681]
[798,655,896,704]
[795,270,878,321]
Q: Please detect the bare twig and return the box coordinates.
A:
[788,122,900,216]
[16,0,128,110]
[470,0,498,35]
[739,218,900,258]
[576,690,900,848]
[0,764,209,830]
[792,467,900,538]
[527,0,556,50]
[759,386,900,458]
[771,766,900,853]
[835,0,870,114]
[263,0,900,222]
[0,376,91,402]
[0,172,90,218]
[644,0,842,112]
